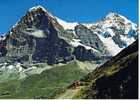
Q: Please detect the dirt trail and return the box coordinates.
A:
[57,87,81,99]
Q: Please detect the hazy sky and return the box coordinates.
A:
[0,0,138,34]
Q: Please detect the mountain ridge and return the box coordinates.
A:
[8,6,138,52]
[0,5,138,64]
[0,5,138,66]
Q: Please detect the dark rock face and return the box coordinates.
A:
[0,44,7,57]
[95,56,138,99]
[0,7,74,65]
[0,38,7,57]
[32,37,74,64]
[73,46,101,61]
[76,40,138,99]
[75,25,106,53]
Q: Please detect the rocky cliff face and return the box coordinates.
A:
[0,36,7,57]
[5,6,75,65]
[74,25,107,53]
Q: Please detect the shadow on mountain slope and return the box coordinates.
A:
[66,40,138,99]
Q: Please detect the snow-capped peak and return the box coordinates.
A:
[106,12,137,31]
[29,5,47,12]
[106,12,118,18]
[29,5,55,19]
[28,5,78,30]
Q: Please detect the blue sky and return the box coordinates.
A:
[0,0,138,34]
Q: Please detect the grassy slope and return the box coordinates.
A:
[0,60,91,99]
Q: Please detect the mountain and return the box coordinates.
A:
[0,5,138,99]
[58,39,138,99]
[0,6,108,65]
[0,6,138,64]
[57,12,138,55]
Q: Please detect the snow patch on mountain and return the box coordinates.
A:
[70,39,99,52]
[0,63,23,72]
[29,5,47,12]
[83,23,96,28]
[22,28,46,38]
[120,35,135,45]
[28,30,46,38]
[97,34,123,56]
[105,28,115,36]
[56,17,78,30]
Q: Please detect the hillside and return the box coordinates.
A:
[0,60,97,99]
[57,39,138,99]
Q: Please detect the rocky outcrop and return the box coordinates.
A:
[75,25,107,54]
[0,37,7,57]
